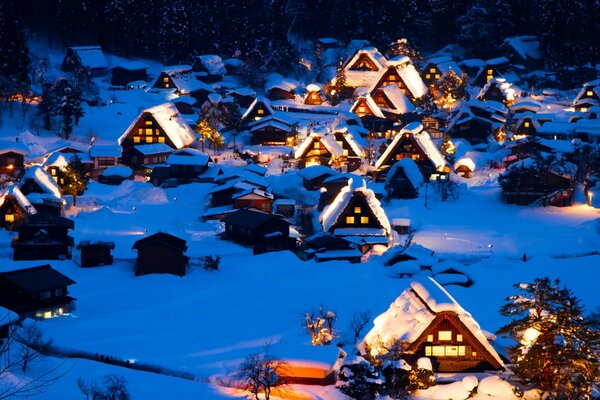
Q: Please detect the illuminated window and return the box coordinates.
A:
[354,207,361,213]
[145,129,153,135]
[425,74,431,79]
[158,137,165,143]
[346,216,355,224]
[435,74,440,79]
[388,74,396,81]
[430,68,436,73]
[427,334,434,342]
[446,346,459,356]
[587,90,593,96]
[425,345,466,357]
[311,93,319,99]
[438,331,452,341]
[138,128,143,134]
[43,310,52,319]
[60,178,64,184]
[472,351,477,357]
[361,216,369,224]
[51,169,56,176]
[5,214,14,222]
[432,346,445,356]
[165,83,169,88]
[163,77,169,83]
[313,142,321,149]
[425,347,431,356]
[145,120,153,126]
[145,137,153,144]
[457,334,463,342]
[357,106,366,113]
[487,69,493,75]
[581,107,588,112]
[134,137,141,143]
[524,121,530,128]
[257,109,264,115]
[343,149,348,156]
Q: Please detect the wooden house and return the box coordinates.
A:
[132,232,189,277]
[18,165,64,214]
[447,100,507,144]
[304,84,326,105]
[503,137,554,167]
[0,140,28,178]
[0,186,37,230]
[511,113,542,138]
[43,150,93,188]
[295,128,344,169]
[250,116,296,146]
[209,178,267,208]
[375,122,447,180]
[319,178,391,250]
[241,97,275,124]
[351,85,415,123]
[265,78,298,101]
[98,166,132,185]
[333,128,364,172]
[573,79,600,106]
[153,65,191,90]
[299,232,363,263]
[89,144,122,178]
[421,56,463,86]
[222,208,291,254]
[453,158,476,178]
[12,212,74,260]
[0,265,76,319]
[273,199,296,218]
[343,47,388,89]
[166,148,210,181]
[315,37,342,52]
[61,46,108,77]
[500,36,543,72]
[573,98,598,113]
[276,345,345,386]
[384,158,424,199]
[536,122,576,141]
[121,143,173,168]
[227,88,257,108]
[369,63,428,101]
[317,173,362,211]
[118,102,196,150]
[192,55,226,83]
[298,165,339,191]
[110,63,148,87]
[361,277,504,372]
[477,78,523,105]
[232,189,274,213]
[472,57,513,87]
[77,241,115,268]
[500,157,576,206]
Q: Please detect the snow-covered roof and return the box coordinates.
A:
[575,119,600,136]
[0,140,28,155]
[89,144,122,158]
[101,165,132,178]
[380,84,415,114]
[265,76,299,93]
[131,143,174,155]
[375,122,446,170]
[537,122,576,136]
[19,165,62,198]
[241,96,275,121]
[167,149,210,165]
[334,129,364,158]
[69,46,108,69]
[361,277,504,368]
[395,64,428,99]
[501,36,541,61]
[43,151,92,168]
[232,188,274,201]
[119,103,196,149]
[194,55,226,75]
[454,157,476,172]
[320,177,391,235]
[574,82,600,104]
[0,186,37,215]
[486,56,510,66]
[510,100,543,113]
[250,119,292,133]
[385,157,424,188]
[297,165,337,180]
[351,94,384,118]
[478,78,523,102]
[0,305,18,326]
[161,65,212,94]
[295,128,344,159]
[344,47,388,87]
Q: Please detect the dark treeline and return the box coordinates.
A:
[9,0,600,71]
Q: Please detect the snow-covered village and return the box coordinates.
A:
[0,1,599,399]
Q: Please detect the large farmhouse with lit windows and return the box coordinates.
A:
[361,277,504,372]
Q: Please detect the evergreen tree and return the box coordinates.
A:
[498,278,599,398]
[63,154,90,206]
[327,60,348,105]
[432,70,469,107]
[386,38,425,64]
[53,80,83,139]
[0,0,31,101]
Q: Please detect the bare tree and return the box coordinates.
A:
[303,307,336,345]
[233,346,286,400]
[350,311,372,344]
[78,375,130,400]
[0,322,63,399]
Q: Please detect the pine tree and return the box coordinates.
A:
[498,278,599,398]
[0,0,31,101]
[432,70,469,108]
[63,154,89,206]
[53,80,83,139]
[327,60,348,105]
[386,38,425,64]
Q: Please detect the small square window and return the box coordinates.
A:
[427,334,434,342]
[354,207,361,213]
[145,120,153,126]
[158,137,165,143]
[430,68,436,73]
[487,69,493,75]
[145,137,153,143]
[346,216,355,224]
[587,90,593,96]
[524,121,530,128]
[134,137,141,143]
[361,216,369,224]
[163,77,169,83]
[435,74,440,79]
[425,74,431,79]
[438,331,452,341]
[457,334,463,342]
[5,214,14,222]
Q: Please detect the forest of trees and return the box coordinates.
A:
[8,0,600,72]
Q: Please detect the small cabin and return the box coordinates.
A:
[166,148,210,180]
[61,46,108,77]
[111,64,148,87]
[304,84,326,105]
[209,179,267,208]
[0,186,37,230]
[18,166,63,209]
[0,265,76,319]
[121,144,173,168]
[573,80,600,106]
[0,140,28,178]
[12,213,74,260]
[250,117,296,146]
[233,189,274,213]
[454,158,476,178]
[295,129,344,169]
[132,232,189,277]
[89,144,122,177]
[361,277,505,372]
[119,103,196,151]
[384,158,424,199]
[222,208,290,254]
[241,97,275,124]
[369,64,428,101]
[421,56,463,86]
[299,232,362,263]
[77,241,115,267]
[298,165,339,191]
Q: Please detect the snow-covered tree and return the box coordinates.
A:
[327,60,348,105]
[432,70,469,108]
[386,38,424,64]
[53,80,83,139]
[63,154,89,206]
[498,278,600,398]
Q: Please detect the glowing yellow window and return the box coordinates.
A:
[5,214,14,222]
[145,137,153,144]
[257,109,264,115]
[472,351,477,357]
[487,69,493,75]
[427,334,434,342]
[432,346,445,356]
[43,310,52,319]
[144,128,152,135]
[425,74,431,79]
[354,207,361,213]
[587,90,593,96]
[163,77,169,83]
[138,128,143,134]
[425,346,432,356]
[581,107,588,112]
[60,179,64,184]
[438,331,452,341]
[51,169,56,176]
[134,137,141,143]
[357,106,366,113]
[435,74,440,79]
[165,83,169,88]
[311,93,319,99]
[360,216,369,224]
[346,216,355,224]
[145,120,152,126]
[445,346,459,356]
[524,121,530,128]
[430,68,436,73]
[158,137,165,143]
[343,149,348,156]
[457,334,463,342]
[388,75,396,81]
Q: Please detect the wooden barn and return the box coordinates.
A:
[384,158,424,199]
[375,122,447,180]
[0,186,37,230]
[249,116,296,146]
[0,265,76,319]
[295,128,344,169]
[361,277,505,372]
[61,46,108,77]
[12,213,74,260]
[118,102,196,150]
[77,241,115,268]
[0,140,28,178]
[132,232,189,277]
[241,97,275,124]
[111,63,148,87]
[222,208,290,254]
[319,178,391,251]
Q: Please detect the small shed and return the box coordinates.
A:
[222,208,291,254]
[111,63,148,87]
[132,232,189,276]
[61,46,108,77]
[77,241,115,268]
